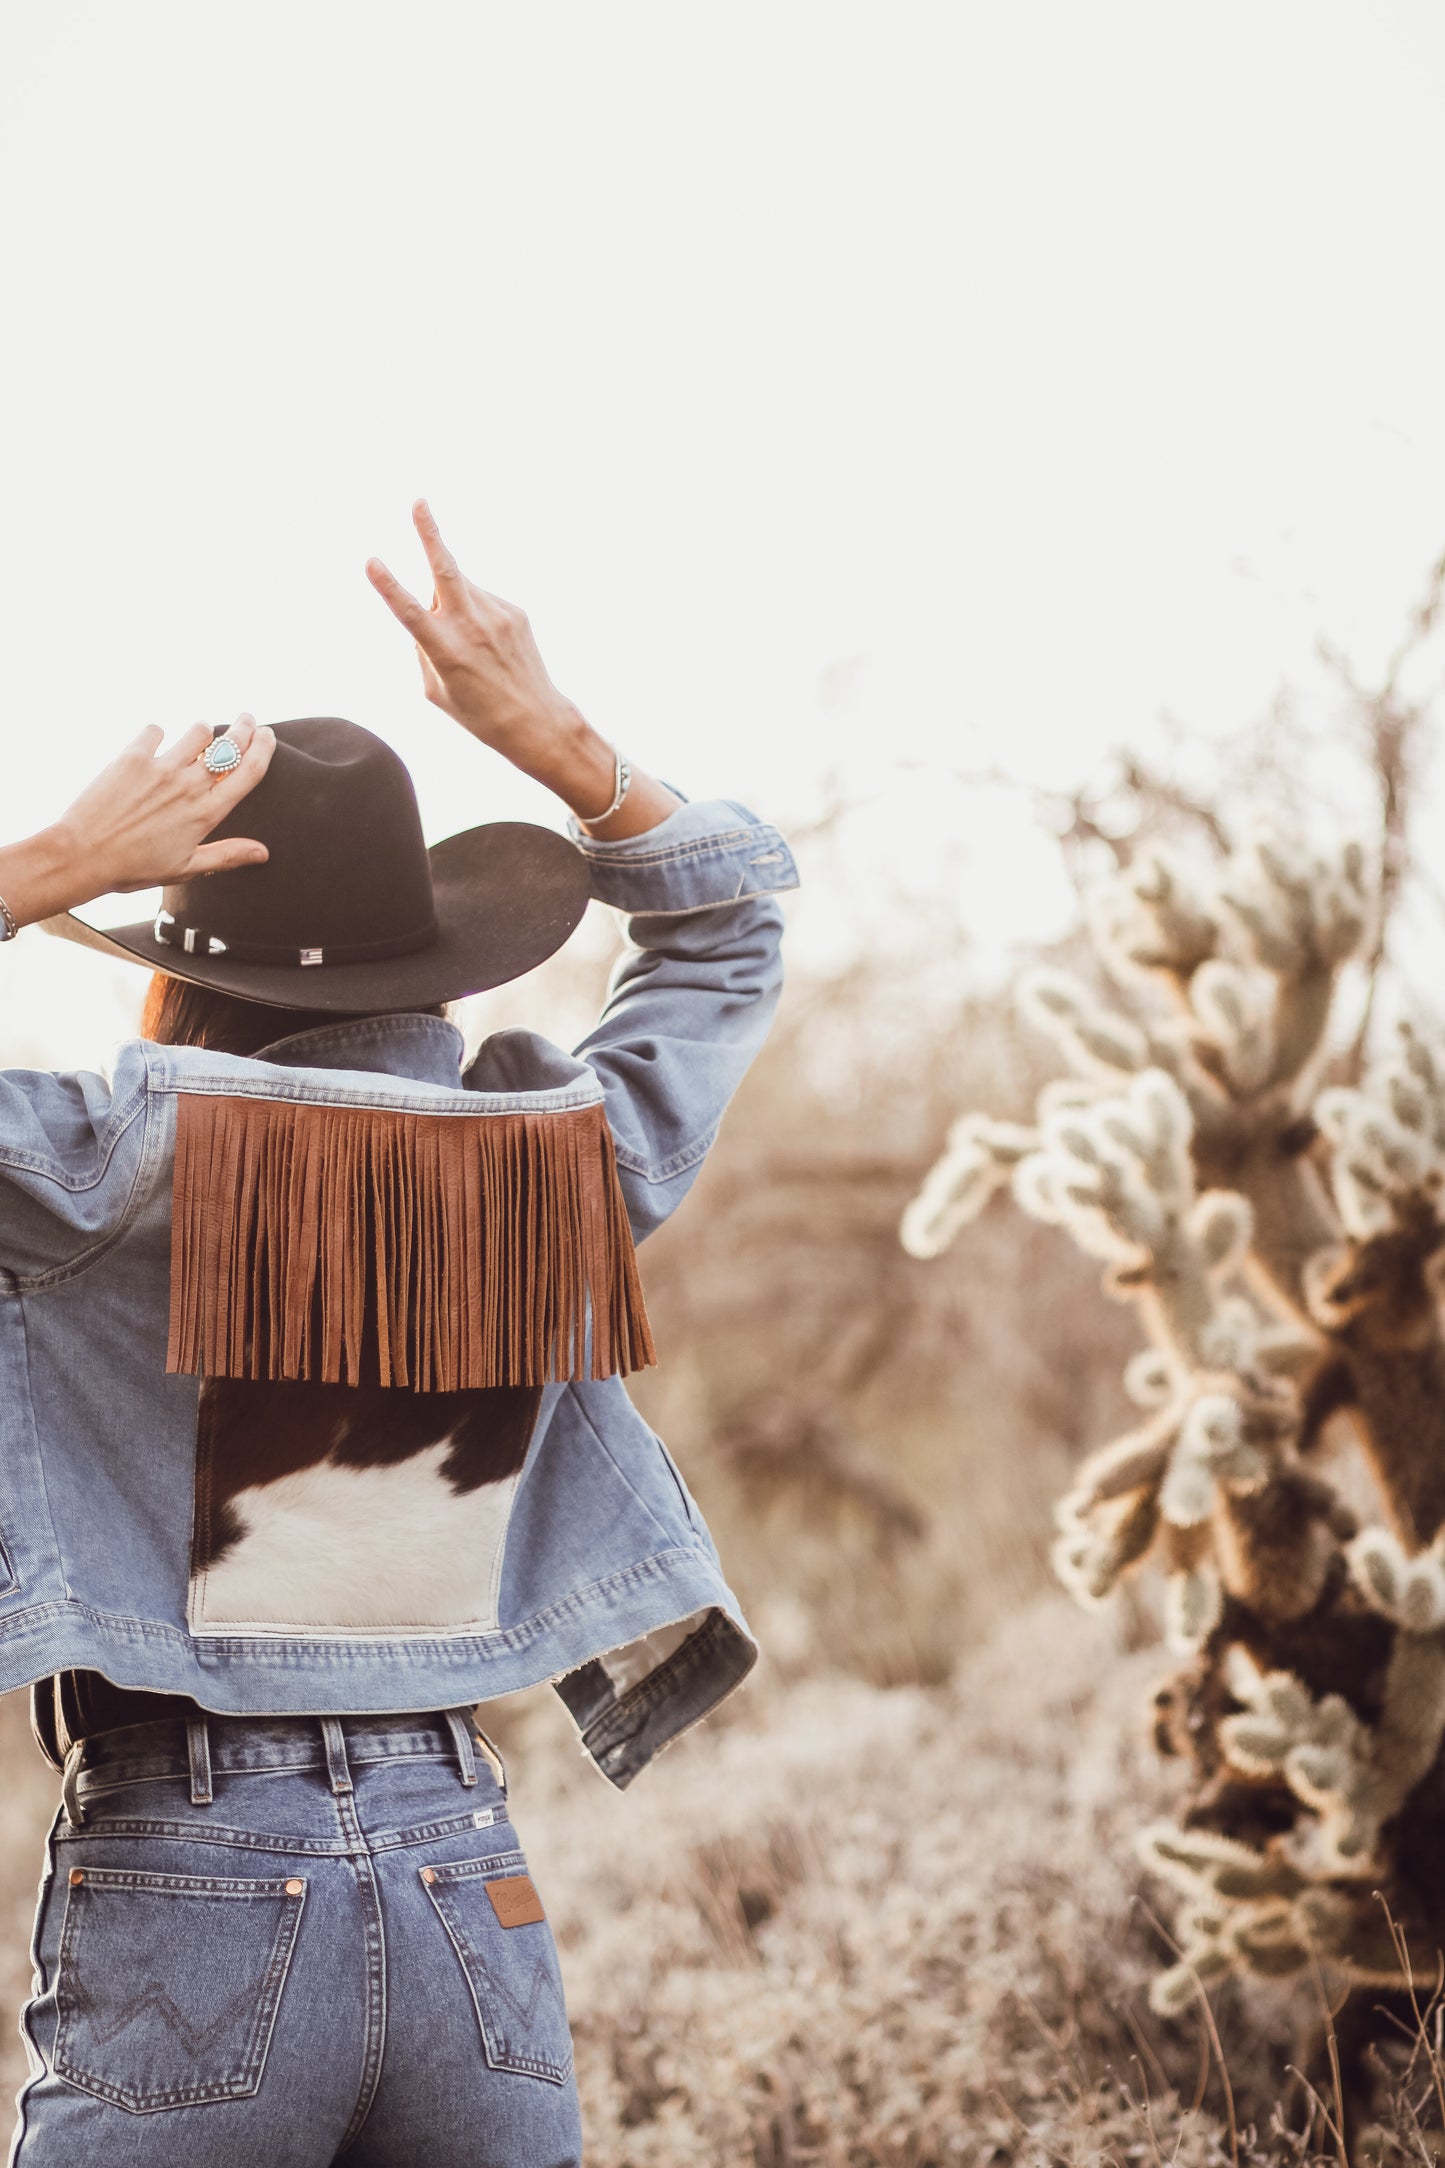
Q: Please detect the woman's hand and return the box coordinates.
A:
[365,500,682,838]
[0,715,276,930]
[366,502,589,772]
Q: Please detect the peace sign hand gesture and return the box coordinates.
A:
[366,502,578,773]
[366,498,681,839]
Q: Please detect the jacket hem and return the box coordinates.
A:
[0,1549,750,1711]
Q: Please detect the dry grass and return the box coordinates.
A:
[478,1595,1345,2166]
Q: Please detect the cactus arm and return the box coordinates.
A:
[1017,968,1151,1081]
[1266,963,1338,1100]
[1211,1467,1342,1625]
[1052,1481,1161,1607]
[1353,1634,1445,1851]
[1062,1407,1183,1515]
[1307,1236,1445,1550]
[1230,1148,1343,1327]
[1087,850,1222,988]
[1296,1355,1357,1459]
[899,1113,1040,1260]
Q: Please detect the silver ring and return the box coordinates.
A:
[202,734,242,777]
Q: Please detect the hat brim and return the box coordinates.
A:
[39,822,593,1013]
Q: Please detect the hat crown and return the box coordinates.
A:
[160,719,438,969]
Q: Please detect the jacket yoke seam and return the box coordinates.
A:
[0,1079,146,1190]
[8,1088,163,1290]
[150,1078,601,1116]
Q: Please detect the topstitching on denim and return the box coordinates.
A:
[0,1078,146,1186]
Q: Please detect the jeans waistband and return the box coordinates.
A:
[63,1708,505,1826]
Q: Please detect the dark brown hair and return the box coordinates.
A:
[138,973,446,1057]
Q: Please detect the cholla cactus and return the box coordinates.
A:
[904,825,1445,2060]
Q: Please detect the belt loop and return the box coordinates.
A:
[186,1718,214,1807]
[61,1741,87,1828]
[321,1718,353,1796]
[473,1720,507,1796]
[444,1710,478,1788]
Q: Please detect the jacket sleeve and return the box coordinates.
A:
[0,1051,150,1279]
[566,795,800,1242]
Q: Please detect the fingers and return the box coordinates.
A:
[365,555,445,654]
[411,498,465,595]
[157,711,264,782]
[123,723,166,757]
[159,721,215,771]
[204,717,276,814]
[216,712,262,762]
[185,717,276,870]
[184,836,270,876]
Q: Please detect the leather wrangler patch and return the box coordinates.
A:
[486,1875,546,1928]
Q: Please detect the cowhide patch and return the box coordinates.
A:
[188,1378,541,1636]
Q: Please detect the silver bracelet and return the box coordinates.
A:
[0,893,18,943]
[573,745,633,825]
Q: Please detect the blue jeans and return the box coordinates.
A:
[10,1709,583,2165]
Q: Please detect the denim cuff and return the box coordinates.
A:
[565,795,800,915]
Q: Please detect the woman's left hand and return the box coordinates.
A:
[0,716,276,930]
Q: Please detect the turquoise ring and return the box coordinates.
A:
[202,734,242,777]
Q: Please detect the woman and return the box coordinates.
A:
[0,502,798,2165]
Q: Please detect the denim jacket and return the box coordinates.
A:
[0,796,798,1787]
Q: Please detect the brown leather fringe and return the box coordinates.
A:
[166,1093,656,1390]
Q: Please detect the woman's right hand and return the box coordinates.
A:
[0,715,276,930]
[365,500,683,837]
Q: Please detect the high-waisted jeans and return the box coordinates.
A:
[9,1708,583,2166]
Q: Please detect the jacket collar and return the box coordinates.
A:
[253,1011,466,1089]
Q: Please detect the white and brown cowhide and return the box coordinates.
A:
[188,1379,541,1635]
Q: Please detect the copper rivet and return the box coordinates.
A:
[421,1867,436,1884]
[69,1869,84,1887]
[285,1879,304,1896]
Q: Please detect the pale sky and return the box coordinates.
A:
[4,2,1445,1066]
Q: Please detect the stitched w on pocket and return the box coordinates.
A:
[53,1867,305,2113]
[422,1851,573,2085]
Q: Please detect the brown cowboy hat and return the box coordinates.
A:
[42,717,592,1011]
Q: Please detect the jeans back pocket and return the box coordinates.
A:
[53,1866,306,2113]
[421,1850,573,2085]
